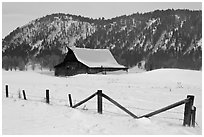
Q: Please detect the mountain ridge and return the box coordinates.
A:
[2,9,202,71]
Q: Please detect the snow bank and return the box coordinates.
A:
[2,69,202,134]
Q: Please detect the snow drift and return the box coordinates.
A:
[2,68,202,134]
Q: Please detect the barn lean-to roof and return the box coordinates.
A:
[59,47,126,69]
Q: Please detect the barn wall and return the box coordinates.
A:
[55,67,67,76]
[87,67,128,74]
[55,64,128,76]
[55,61,89,76]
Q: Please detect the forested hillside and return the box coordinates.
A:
[2,9,202,71]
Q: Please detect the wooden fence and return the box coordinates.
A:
[68,90,196,127]
[4,85,196,127]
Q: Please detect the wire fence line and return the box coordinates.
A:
[152,116,184,121]
[69,106,185,121]
[2,89,199,127]
[3,90,183,115]
[73,107,192,125]
[70,97,184,115]
[72,97,184,114]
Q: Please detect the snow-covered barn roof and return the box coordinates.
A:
[70,47,126,69]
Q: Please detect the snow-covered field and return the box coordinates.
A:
[2,69,202,134]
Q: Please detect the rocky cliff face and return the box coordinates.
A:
[2,9,202,70]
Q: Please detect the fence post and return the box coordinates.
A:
[22,90,27,100]
[97,90,102,114]
[191,106,196,127]
[68,94,73,107]
[183,95,194,126]
[46,89,50,104]
[6,85,9,98]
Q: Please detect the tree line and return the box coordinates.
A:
[2,54,63,71]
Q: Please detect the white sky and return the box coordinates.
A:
[1,1,202,38]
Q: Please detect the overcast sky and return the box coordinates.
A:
[2,2,202,38]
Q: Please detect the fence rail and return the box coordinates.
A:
[4,84,197,127]
[102,93,138,118]
[72,92,98,108]
[138,98,190,118]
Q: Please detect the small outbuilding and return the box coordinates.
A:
[54,47,128,76]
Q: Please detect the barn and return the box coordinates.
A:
[54,47,128,76]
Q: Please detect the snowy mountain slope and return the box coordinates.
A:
[3,13,96,58]
[2,9,202,70]
[2,69,202,134]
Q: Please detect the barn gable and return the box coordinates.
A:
[54,47,128,76]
